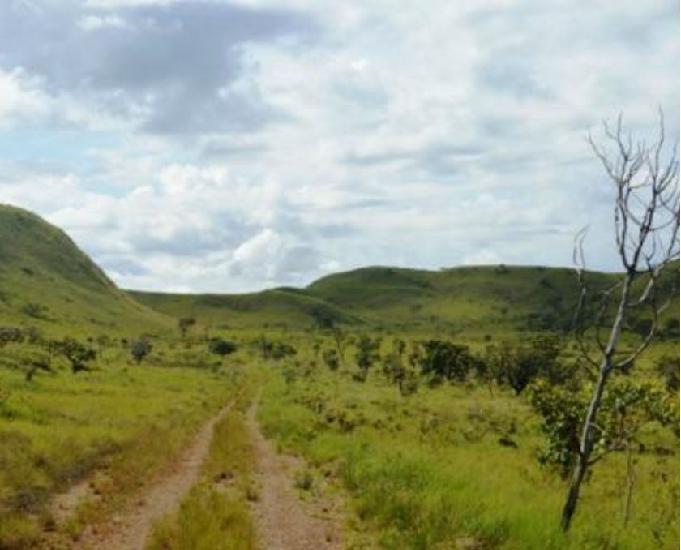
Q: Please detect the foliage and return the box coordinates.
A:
[529,378,678,477]
[486,334,566,394]
[53,338,96,373]
[178,317,196,338]
[259,337,297,360]
[321,348,340,371]
[131,338,153,364]
[527,381,585,477]
[412,340,481,383]
[654,354,679,393]
[208,337,237,357]
[0,327,24,347]
[354,335,381,381]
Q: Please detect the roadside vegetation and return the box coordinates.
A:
[256,330,678,549]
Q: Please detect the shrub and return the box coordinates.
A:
[21,302,49,320]
[486,335,565,394]
[53,338,96,373]
[0,327,24,347]
[322,349,340,371]
[208,337,237,357]
[412,340,480,383]
[354,335,381,382]
[655,354,679,393]
[131,339,153,364]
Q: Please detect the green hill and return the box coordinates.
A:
[1,204,675,338]
[131,264,630,334]
[0,204,172,336]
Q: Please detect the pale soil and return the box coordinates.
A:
[247,400,344,550]
[48,402,233,550]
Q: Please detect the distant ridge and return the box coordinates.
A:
[1,204,676,335]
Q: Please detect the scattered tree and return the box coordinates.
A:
[54,338,96,373]
[563,110,680,531]
[322,348,340,371]
[131,338,153,364]
[354,335,381,381]
[208,337,237,357]
[178,317,196,339]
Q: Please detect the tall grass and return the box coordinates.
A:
[258,362,679,549]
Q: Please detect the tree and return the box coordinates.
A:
[24,355,53,381]
[131,338,152,364]
[485,335,566,394]
[208,337,237,357]
[354,335,381,381]
[530,379,677,526]
[178,317,196,339]
[414,340,479,383]
[0,327,24,347]
[322,348,340,371]
[654,354,679,393]
[562,111,679,531]
[55,338,96,373]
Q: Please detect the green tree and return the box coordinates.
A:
[178,317,196,339]
[354,335,381,382]
[131,339,152,364]
[54,338,96,373]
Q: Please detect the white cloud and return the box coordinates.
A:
[0,0,676,291]
[77,14,127,30]
[0,68,49,128]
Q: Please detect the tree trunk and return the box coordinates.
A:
[561,275,632,531]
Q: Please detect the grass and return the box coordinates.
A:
[0,205,677,549]
[0,204,172,337]
[130,263,679,341]
[147,377,258,550]
[256,346,678,550]
[0,341,243,548]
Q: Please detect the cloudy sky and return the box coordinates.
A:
[0,0,678,292]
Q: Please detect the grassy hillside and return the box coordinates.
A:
[0,204,172,336]
[131,265,624,335]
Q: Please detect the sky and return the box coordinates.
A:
[0,0,678,293]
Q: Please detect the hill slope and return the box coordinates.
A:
[131,264,632,334]
[0,204,172,336]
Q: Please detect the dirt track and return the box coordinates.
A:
[246,400,343,550]
[60,403,233,549]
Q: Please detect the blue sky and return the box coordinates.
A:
[0,0,678,292]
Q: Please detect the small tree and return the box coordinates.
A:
[0,327,24,347]
[131,339,152,364]
[354,335,380,382]
[654,354,679,393]
[24,355,53,382]
[178,317,196,339]
[322,348,340,371]
[55,338,96,373]
[563,110,680,530]
[208,337,237,357]
[530,379,677,525]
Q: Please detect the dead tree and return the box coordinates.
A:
[562,110,679,531]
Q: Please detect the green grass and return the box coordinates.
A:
[0,204,677,549]
[256,352,678,550]
[131,264,678,339]
[0,204,172,337]
[0,342,243,548]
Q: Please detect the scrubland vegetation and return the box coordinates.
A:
[0,204,677,549]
